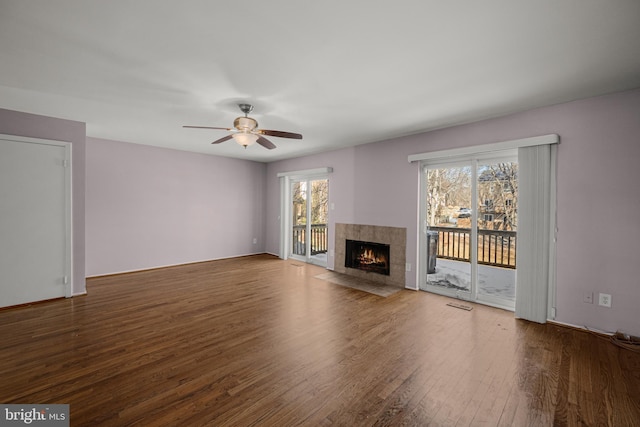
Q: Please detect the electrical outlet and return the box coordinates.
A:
[405,263,411,272]
[252,238,257,244]
[598,293,612,308]
[583,292,593,304]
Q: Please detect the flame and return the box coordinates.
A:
[358,248,388,266]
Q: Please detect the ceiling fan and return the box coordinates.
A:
[183,103,303,150]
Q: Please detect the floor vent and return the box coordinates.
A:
[446,302,473,311]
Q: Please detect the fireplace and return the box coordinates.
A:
[345,239,390,276]
[335,223,406,288]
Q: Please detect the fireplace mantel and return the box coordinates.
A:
[334,223,406,288]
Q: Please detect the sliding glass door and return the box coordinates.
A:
[424,163,473,298]
[421,153,518,310]
[476,159,518,307]
[290,178,329,267]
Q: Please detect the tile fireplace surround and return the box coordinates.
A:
[334,223,406,288]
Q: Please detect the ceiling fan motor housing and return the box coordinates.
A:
[234,116,258,132]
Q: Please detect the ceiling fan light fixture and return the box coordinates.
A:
[184,103,301,150]
[232,132,258,148]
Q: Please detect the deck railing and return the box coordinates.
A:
[292,224,328,256]
[429,226,517,269]
[291,224,514,267]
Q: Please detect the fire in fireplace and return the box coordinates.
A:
[345,239,390,276]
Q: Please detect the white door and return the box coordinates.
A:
[0,135,71,307]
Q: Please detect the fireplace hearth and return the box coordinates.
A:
[345,239,390,276]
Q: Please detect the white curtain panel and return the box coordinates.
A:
[515,144,553,323]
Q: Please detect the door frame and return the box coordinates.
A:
[277,167,332,263]
[0,133,73,301]
[288,177,329,266]
[418,151,518,311]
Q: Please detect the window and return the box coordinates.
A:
[484,214,494,222]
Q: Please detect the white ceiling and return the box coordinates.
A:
[1,1,639,162]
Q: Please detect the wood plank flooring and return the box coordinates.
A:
[1,254,639,426]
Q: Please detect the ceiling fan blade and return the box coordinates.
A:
[183,125,232,130]
[258,129,303,139]
[211,135,234,144]
[256,136,276,150]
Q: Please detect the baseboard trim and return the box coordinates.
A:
[86,253,274,279]
[0,296,65,311]
[548,319,614,336]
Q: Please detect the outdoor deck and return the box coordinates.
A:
[422,258,516,302]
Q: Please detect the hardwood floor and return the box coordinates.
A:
[1,254,639,426]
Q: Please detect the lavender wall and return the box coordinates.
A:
[266,89,640,336]
[0,108,86,295]
[86,138,266,276]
